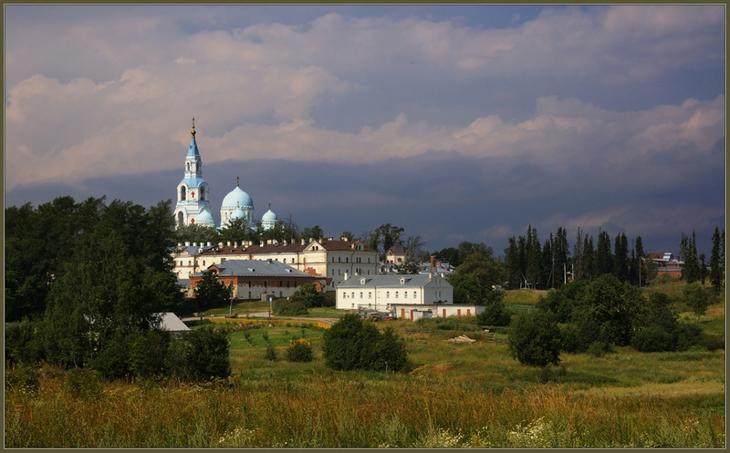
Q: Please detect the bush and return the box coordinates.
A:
[165,327,231,381]
[290,284,327,308]
[587,341,613,357]
[683,283,711,321]
[65,368,103,399]
[631,325,676,352]
[265,345,278,361]
[675,323,703,351]
[477,300,512,326]
[5,320,45,365]
[287,341,314,362]
[128,330,171,379]
[272,299,309,316]
[508,311,561,367]
[322,314,408,372]
[700,334,724,352]
[89,331,131,380]
[558,323,582,353]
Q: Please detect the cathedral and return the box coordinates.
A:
[173,119,277,230]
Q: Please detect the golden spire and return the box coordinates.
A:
[191,117,196,136]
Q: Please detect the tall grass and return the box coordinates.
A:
[5,366,724,448]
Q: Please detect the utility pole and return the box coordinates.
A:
[564,263,567,286]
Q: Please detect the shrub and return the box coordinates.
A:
[587,341,613,357]
[65,368,103,399]
[166,327,231,381]
[700,334,724,352]
[477,300,512,326]
[322,314,408,372]
[5,320,45,365]
[287,341,314,362]
[272,299,308,316]
[683,283,711,321]
[558,323,582,353]
[632,325,676,352]
[89,331,131,380]
[265,345,278,361]
[508,311,561,367]
[675,323,703,351]
[290,284,327,308]
[128,330,171,379]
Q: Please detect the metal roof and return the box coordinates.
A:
[194,259,314,278]
[338,273,449,289]
[158,312,190,332]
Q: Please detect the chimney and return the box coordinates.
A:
[341,236,348,242]
[185,241,190,247]
[283,240,288,246]
[234,241,238,248]
[267,239,272,245]
[301,238,305,245]
[177,242,182,247]
[206,242,211,247]
[344,272,349,281]
[429,272,433,281]
[227,241,231,247]
[440,272,445,278]
[273,239,278,245]
[218,242,223,248]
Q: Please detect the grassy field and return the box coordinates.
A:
[5,282,725,448]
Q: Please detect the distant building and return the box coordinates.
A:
[647,251,684,279]
[188,259,326,300]
[173,236,377,289]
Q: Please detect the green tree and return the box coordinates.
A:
[175,223,220,244]
[301,225,324,241]
[525,226,542,288]
[287,341,314,362]
[183,327,231,380]
[710,227,724,292]
[505,236,522,289]
[613,233,629,282]
[476,296,512,326]
[595,231,612,276]
[219,218,256,243]
[289,283,326,308]
[508,310,561,368]
[448,249,505,304]
[194,271,233,312]
[683,282,711,321]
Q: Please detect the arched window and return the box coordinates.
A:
[180,186,186,201]
[186,162,190,172]
[177,211,184,226]
[200,185,205,200]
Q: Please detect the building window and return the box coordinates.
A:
[346,257,349,263]
[368,292,372,299]
[180,186,186,201]
[332,257,335,263]
[368,258,371,263]
[386,291,390,298]
[338,257,341,263]
[359,292,363,299]
[283,258,287,263]
[413,291,417,298]
[249,282,252,288]
[395,291,399,298]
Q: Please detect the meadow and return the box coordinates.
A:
[5,285,725,448]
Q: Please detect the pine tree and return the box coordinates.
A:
[583,235,595,280]
[574,228,584,280]
[541,236,553,289]
[710,227,723,292]
[635,236,645,287]
[505,237,521,289]
[595,231,613,276]
[613,233,629,282]
[525,226,542,289]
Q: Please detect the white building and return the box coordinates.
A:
[336,273,453,311]
[173,119,215,228]
[172,120,279,230]
[336,273,485,320]
[172,236,378,289]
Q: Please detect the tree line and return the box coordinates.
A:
[5,196,229,381]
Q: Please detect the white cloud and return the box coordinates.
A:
[4,5,724,189]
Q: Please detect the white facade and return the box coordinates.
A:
[172,237,378,287]
[336,273,453,312]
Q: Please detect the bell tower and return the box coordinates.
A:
[173,118,215,228]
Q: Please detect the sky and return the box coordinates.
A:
[4,4,725,255]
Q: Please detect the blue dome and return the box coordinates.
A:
[222,186,253,209]
[195,207,215,227]
[262,209,277,222]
